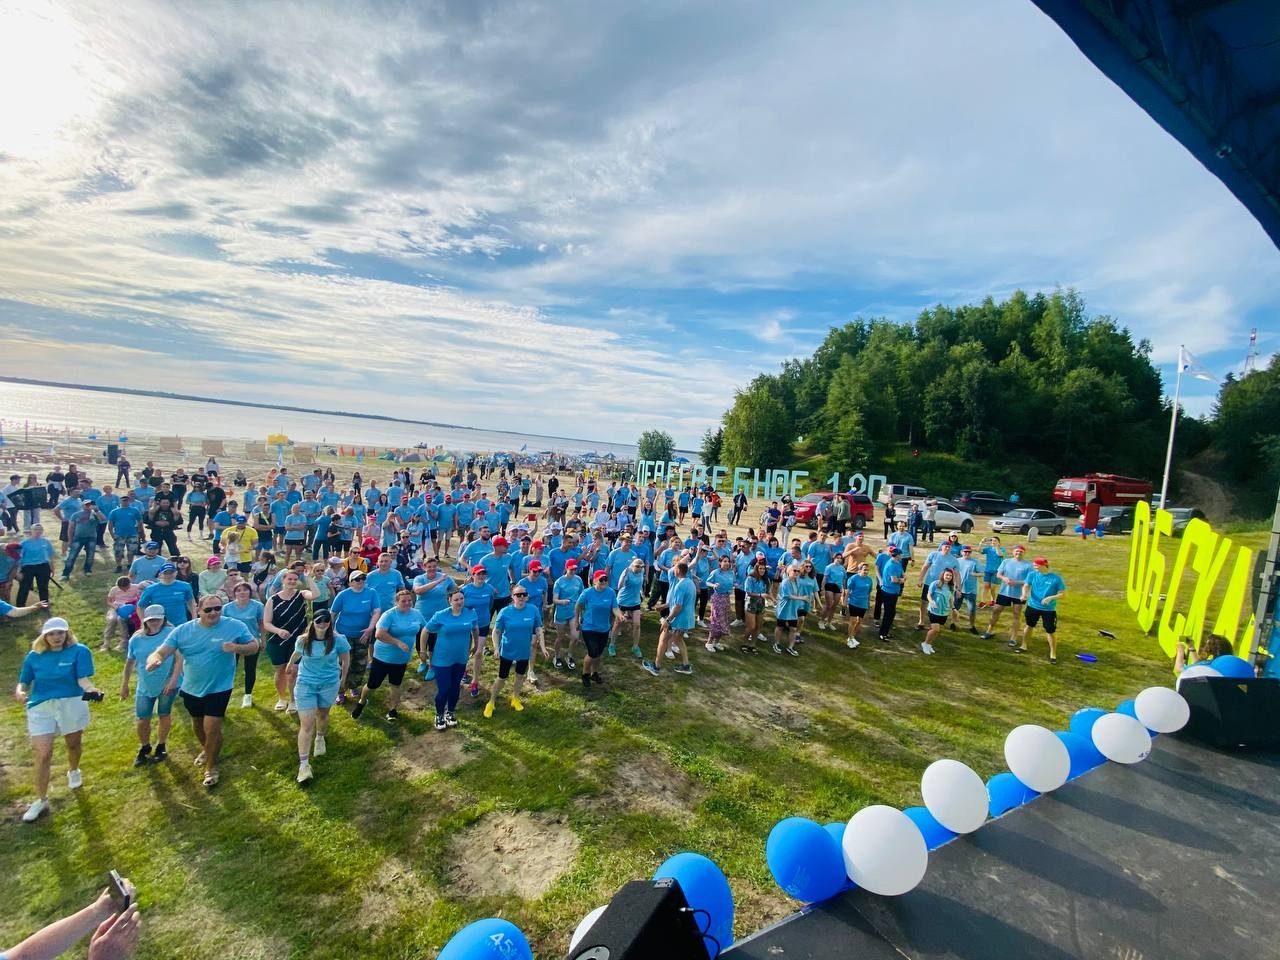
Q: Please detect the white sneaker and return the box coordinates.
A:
[525,671,538,684]
[286,700,298,716]
[672,642,682,654]
[757,633,768,643]
[921,642,935,655]
[846,637,860,649]
[696,619,709,629]
[664,649,675,660]
[704,642,717,653]
[297,762,313,784]
[67,769,83,790]
[313,735,326,757]
[274,699,287,711]
[730,619,745,628]
[22,798,48,822]
[241,694,253,708]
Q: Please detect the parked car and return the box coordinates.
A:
[1165,507,1207,536]
[952,490,1020,515]
[895,499,975,534]
[989,508,1066,536]
[1096,506,1137,534]
[883,483,928,501]
[793,492,875,530]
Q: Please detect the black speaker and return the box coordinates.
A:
[106,444,119,465]
[567,878,711,960]
[1177,677,1280,749]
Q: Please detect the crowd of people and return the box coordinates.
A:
[3,459,1071,821]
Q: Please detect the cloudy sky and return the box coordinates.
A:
[1,0,1275,447]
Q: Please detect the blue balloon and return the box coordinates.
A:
[766,817,846,904]
[438,918,531,960]
[116,604,136,620]
[822,821,856,892]
[1055,730,1106,780]
[655,852,734,953]
[1209,655,1253,679]
[987,772,1039,817]
[903,805,958,851]
[1069,707,1107,740]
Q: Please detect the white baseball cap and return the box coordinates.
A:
[38,617,70,636]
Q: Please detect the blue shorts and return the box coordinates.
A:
[294,679,340,711]
[983,572,998,584]
[274,526,286,536]
[961,592,977,613]
[135,689,178,719]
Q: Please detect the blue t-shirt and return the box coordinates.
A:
[616,568,646,607]
[956,558,980,595]
[412,573,453,620]
[708,568,734,595]
[460,581,496,624]
[108,505,144,537]
[284,514,308,540]
[365,569,407,611]
[330,587,378,638]
[823,562,847,590]
[552,574,583,623]
[425,608,477,667]
[20,537,55,566]
[161,618,253,696]
[745,574,770,598]
[19,644,94,708]
[479,551,516,599]
[295,633,351,686]
[374,608,426,665]
[139,580,195,626]
[927,581,955,616]
[846,574,873,608]
[888,532,914,560]
[222,598,265,635]
[879,559,905,595]
[667,576,697,630]
[775,577,801,620]
[1025,571,1066,611]
[997,558,1033,599]
[127,626,176,698]
[269,500,290,524]
[129,554,166,582]
[518,574,548,609]
[576,586,619,632]
[807,542,833,568]
[495,603,541,660]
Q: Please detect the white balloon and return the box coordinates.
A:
[1091,712,1152,764]
[569,905,608,952]
[1004,724,1070,793]
[1134,686,1191,733]
[920,759,988,834]
[1176,664,1222,689]
[842,805,928,896]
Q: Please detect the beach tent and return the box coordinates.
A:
[402,452,424,462]
[200,439,226,457]
[157,437,184,455]
[293,446,316,464]
[245,442,268,460]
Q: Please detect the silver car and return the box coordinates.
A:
[989,508,1066,536]
[894,499,976,534]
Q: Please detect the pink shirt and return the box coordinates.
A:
[107,584,142,610]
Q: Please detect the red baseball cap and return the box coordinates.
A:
[565,559,579,569]
[528,560,543,572]
[470,564,487,575]
[1033,556,1049,566]
[531,539,544,548]
[592,570,609,581]
[492,536,509,547]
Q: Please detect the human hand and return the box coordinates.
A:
[14,687,28,704]
[221,643,238,653]
[87,903,141,960]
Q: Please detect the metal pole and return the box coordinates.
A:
[1159,347,1184,510]
[1250,479,1280,661]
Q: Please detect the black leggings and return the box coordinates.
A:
[241,652,260,694]
[17,563,51,604]
[647,578,669,609]
[697,588,710,620]
[878,593,900,636]
[187,507,206,532]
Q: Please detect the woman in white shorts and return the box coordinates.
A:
[14,617,102,822]
[287,610,350,785]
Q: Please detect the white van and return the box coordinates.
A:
[882,482,927,502]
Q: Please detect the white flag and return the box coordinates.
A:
[1179,346,1218,382]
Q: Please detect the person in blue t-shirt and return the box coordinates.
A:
[108,494,146,572]
[645,562,696,676]
[614,556,648,658]
[876,547,906,642]
[1017,557,1067,663]
[575,571,620,688]
[921,567,956,656]
[16,617,101,822]
[955,545,981,633]
[461,566,497,698]
[329,571,380,699]
[978,536,1005,608]
[425,591,478,730]
[983,545,1033,643]
[821,558,846,632]
[139,565,196,625]
[120,606,177,766]
[144,598,258,788]
[771,564,804,657]
[485,588,545,716]
[844,561,874,647]
[551,560,584,669]
[411,558,453,679]
[706,554,735,650]
[351,590,425,723]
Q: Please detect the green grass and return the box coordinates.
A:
[1,528,1268,958]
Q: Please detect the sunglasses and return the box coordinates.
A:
[201,605,224,613]
[512,592,529,598]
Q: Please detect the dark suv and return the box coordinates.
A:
[952,490,1020,515]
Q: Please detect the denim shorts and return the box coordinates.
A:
[135,689,178,719]
[294,679,340,711]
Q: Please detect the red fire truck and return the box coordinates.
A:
[1053,474,1153,512]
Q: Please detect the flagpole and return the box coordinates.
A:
[1159,345,1184,510]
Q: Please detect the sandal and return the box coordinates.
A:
[739,644,755,655]
[1048,656,1058,665]
[203,769,219,788]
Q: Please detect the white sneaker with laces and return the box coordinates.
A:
[241,694,253,708]
[286,700,298,716]
[730,619,745,628]
[297,762,313,784]
[313,735,326,757]
[22,798,48,822]
[67,769,83,790]
[664,649,675,660]
[921,642,935,655]
[846,637,860,649]
[696,619,709,629]
[704,642,717,653]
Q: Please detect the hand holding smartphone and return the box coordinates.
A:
[107,870,133,910]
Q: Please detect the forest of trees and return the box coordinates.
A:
[713,289,1279,514]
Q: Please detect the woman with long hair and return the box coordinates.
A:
[263,569,316,714]
[922,567,956,656]
[16,523,56,607]
[288,611,349,784]
[844,561,874,649]
[15,617,101,821]
[742,556,770,653]
[425,589,478,730]
[350,588,424,722]
[222,581,265,708]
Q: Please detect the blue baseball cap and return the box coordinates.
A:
[159,562,177,573]
[144,540,159,549]
[233,514,246,522]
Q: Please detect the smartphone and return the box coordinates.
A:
[107,870,131,909]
